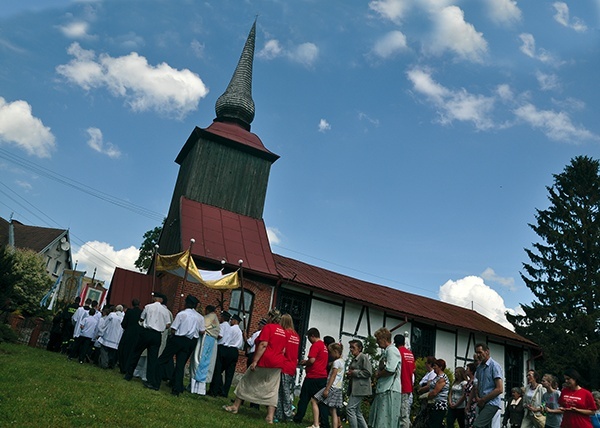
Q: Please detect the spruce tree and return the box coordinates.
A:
[508,156,600,388]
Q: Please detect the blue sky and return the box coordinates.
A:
[1,0,599,329]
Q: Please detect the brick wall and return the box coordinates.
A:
[157,272,275,374]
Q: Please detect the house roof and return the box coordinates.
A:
[179,197,279,276]
[106,267,154,308]
[0,217,67,253]
[273,253,536,348]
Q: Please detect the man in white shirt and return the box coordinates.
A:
[71,298,92,339]
[97,305,124,369]
[208,310,232,397]
[157,294,205,396]
[70,308,100,363]
[221,314,244,397]
[123,293,171,390]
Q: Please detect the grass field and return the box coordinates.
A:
[0,343,306,427]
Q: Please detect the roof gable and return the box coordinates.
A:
[0,217,67,253]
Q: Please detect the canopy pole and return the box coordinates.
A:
[151,244,159,294]
[238,259,247,334]
[179,238,195,312]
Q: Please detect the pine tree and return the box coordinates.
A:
[508,156,600,388]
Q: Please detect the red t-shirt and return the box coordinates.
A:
[306,339,328,379]
[282,330,300,376]
[559,387,597,428]
[256,323,287,369]
[398,346,416,393]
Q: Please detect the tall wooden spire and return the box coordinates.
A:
[158,20,279,256]
[215,21,256,130]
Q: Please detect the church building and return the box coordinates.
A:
[109,22,536,395]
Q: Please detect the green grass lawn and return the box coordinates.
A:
[0,343,306,427]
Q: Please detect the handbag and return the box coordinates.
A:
[530,412,546,428]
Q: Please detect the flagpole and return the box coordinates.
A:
[151,244,159,294]
[238,259,247,334]
[180,238,195,312]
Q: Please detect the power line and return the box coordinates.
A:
[0,148,166,222]
[0,181,123,270]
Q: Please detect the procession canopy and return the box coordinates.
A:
[156,250,240,290]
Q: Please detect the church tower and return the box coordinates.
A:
[159,22,279,255]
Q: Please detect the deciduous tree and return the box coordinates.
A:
[1,246,53,317]
[134,224,163,273]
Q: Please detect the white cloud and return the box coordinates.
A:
[514,103,599,143]
[427,6,488,63]
[266,227,282,245]
[495,84,514,101]
[16,180,32,191]
[110,32,145,51]
[0,97,56,158]
[488,0,522,25]
[358,112,380,127]
[86,127,121,158]
[73,241,139,285]
[190,39,205,58]
[518,33,556,64]
[407,68,495,130]
[258,39,283,60]
[318,119,331,133]
[373,31,408,59]
[439,275,517,330]
[535,71,561,91]
[290,43,319,68]
[258,39,318,68]
[58,21,93,39]
[553,2,587,32]
[0,38,27,54]
[480,267,516,291]
[56,42,209,119]
[369,0,410,24]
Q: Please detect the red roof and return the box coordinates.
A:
[273,254,535,347]
[176,121,279,165]
[107,267,153,307]
[180,197,278,276]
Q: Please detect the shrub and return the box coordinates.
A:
[0,323,18,344]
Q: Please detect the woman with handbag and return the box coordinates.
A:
[522,370,546,428]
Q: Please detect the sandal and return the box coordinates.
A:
[222,405,238,414]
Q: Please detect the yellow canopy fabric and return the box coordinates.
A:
[155,250,240,290]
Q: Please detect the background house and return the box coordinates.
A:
[0,216,72,281]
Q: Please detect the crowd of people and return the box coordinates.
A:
[48,296,600,427]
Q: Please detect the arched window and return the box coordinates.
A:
[228,289,254,331]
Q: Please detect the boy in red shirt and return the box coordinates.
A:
[293,328,330,427]
[395,334,416,428]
